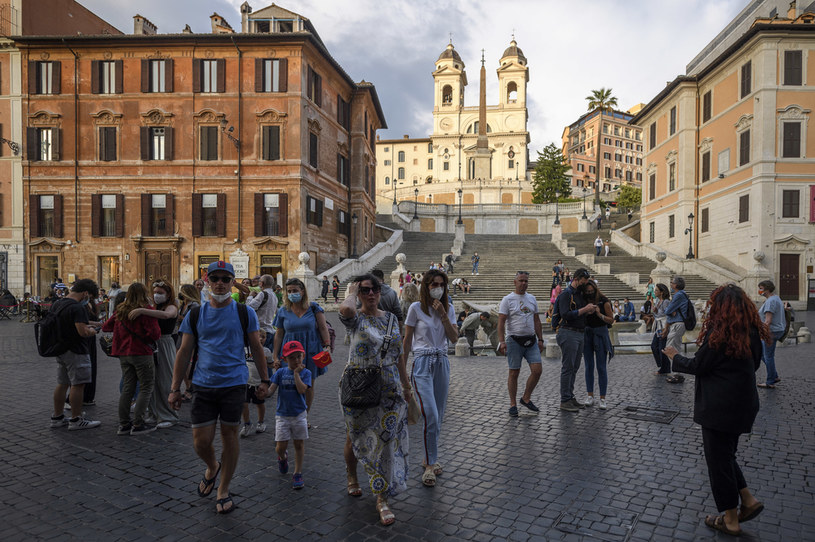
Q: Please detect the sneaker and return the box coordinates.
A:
[117,423,133,435]
[143,416,157,425]
[278,452,289,474]
[569,398,586,409]
[156,421,174,429]
[292,473,304,489]
[508,406,519,417]
[560,401,580,412]
[240,423,252,438]
[50,415,68,428]
[255,422,267,434]
[519,398,540,412]
[130,423,157,435]
[82,401,96,406]
[68,417,101,431]
[599,398,608,410]
[584,396,595,407]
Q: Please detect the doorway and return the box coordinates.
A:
[779,253,799,299]
[37,255,59,298]
[98,256,120,291]
[144,250,172,283]
[259,254,283,284]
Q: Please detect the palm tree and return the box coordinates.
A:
[586,88,618,209]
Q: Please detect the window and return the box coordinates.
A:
[442,84,452,105]
[192,193,226,237]
[384,177,390,185]
[668,214,675,238]
[91,60,122,94]
[782,122,801,158]
[255,193,288,237]
[738,194,749,223]
[443,162,449,171]
[307,66,322,106]
[625,170,633,182]
[141,59,173,93]
[203,60,218,92]
[398,167,405,179]
[701,208,709,233]
[649,222,655,243]
[255,58,287,93]
[428,142,433,153]
[576,163,584,172]
[337,209,350,236]
[200,126,218,161]
[702,91,712,122]
[603,137,611,145]
[99,126,117,162]
[337,154,350,186]
[718,149,730,175]
[30,194,63,237]
[306,196,323,226]
[782,190,800,218]
[140,126,174,161]
[589,165,595,174]
[669,163,676,191]
[614,153,622,162]
[614,168,622,179]
[605,166,611,178]
[739,130,750,166]
[140,194,173,237]
[701,151,711,182]
[383,160,391,166]
[92,194,124,237]
[603,123,609,134]
[261,125,280,161]
[27,127,59,161]
[669,106,676,135]
[309,132,318,168]
[29,61,60,94]
[193,59,225,93]
[337,95,351,130]
[649,174,656,200]
[603,152,611,160]
[428,158,433,169]
[783,50,802,86]
[636,157,642,166]
[649,123,656,149]
[740,61,751,98]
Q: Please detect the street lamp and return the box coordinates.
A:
[457,188,463,225]
[219,118,241,150]
[554,189,560,225]
[351,212,359,258]
[582,187,588,219]
[685,212,695,259]
[413,188,419,220]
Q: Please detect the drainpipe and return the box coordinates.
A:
[231,36,242,243]
[62,39,79,243]
[694,81,700,259]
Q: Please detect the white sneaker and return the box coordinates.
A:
[68,417,101,431]
[599,398,608,410]
[255,422,267,434]
[584,396,594,407]
[240,423,252,438]
[50,415,68,428]
[156,421,174,429]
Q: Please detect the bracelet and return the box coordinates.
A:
[171,389,181,394]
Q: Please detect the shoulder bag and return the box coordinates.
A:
[340,312,396,408]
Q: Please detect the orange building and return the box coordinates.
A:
[15,4,384,297]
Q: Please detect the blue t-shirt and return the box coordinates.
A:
[180,301,259,388]
[272,366,312,417]
[760,294,786,334]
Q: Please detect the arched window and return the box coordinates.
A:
[398,167,405,180]
[385,176,390,185]
[466,122,492,134]
[442,85,453,104]
[507,81,518,102]
[397,151,405,162]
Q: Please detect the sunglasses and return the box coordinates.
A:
[208,275,233,284]
[152,281,166,287]
[517,271,529,276]
[359,286,380,295]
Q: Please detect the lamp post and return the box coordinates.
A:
[457,188,463,225]
[581,187,588,219]
[351,212,359,258]
[685,212,695,259]
[554,189,560,225]
[219,118,241,150]
[413,188,419,220]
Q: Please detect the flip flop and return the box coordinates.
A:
[757,383,776,389]
[704,514,741,536]
[197,462,221,498]
[739,501,764,523]
[215,494,235,514]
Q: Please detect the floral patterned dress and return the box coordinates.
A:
[339,311,409,497]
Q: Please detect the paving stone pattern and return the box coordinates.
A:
[2,313,814,541]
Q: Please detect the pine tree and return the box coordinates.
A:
[532,144,571,204]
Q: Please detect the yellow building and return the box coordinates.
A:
[631,1,815,303]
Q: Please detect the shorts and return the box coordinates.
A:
[246,385,266,405]
[56,350,92,386]
[506,336,541,370]
[190,385,246,428]
[275,411,308,442]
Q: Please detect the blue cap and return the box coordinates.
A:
[207,261,235,277]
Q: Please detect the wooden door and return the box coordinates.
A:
[779,253,799,299]
[144,250,172,284]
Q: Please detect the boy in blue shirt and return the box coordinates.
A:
[268,340,312,489]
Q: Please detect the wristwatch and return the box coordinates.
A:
[170,389,181,394]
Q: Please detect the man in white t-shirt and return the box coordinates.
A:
[497,271,543,417]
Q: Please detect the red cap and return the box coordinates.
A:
[282,340,305,357]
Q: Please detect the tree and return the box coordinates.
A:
[532,143,571,204]
[617,184,642,209]
[586,88,618,207]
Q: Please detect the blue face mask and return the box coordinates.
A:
[80,296,90,307]
[288,292,302,303]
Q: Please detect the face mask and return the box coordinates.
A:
[153,294,167,305]
[210,292,232,303]
[429,287,444,300]
[80,296,90,307]
[288,292,303,303]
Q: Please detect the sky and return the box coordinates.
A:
[78,0,747,154]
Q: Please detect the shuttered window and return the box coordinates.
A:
[668,215,675,238]
[192,193,226,237]
[26,127,60,161]
[701,151,711,182]
[669,106,676,135]
[254,193,288,237]
[783,50,802,86]
[200,126,219,161]
[309,132,318,168]
[29,61,61,94]
[91,60,123,94]
[30,194,63,238]
[140,127,173,161]
[782,190,800,218]
[739,130,750,166]
[337,154,349,186]
[255,58,287,92]
[738,194,749,223]
[649,174,656,201]
[92,194,124,237]
[261,126,280,161]
[701,207,709,233]
[740,61,751,98]
[306,196,323,226]
[782,122,801,158]
[140,194,174,236]
[337,95,351,130]
[99,127,117,162]
[141,59,173,93]
[649,122,656,149]
[306,66,322,106]
[193,59,225,93]
[337,209,350,236]
[702,91,712,122]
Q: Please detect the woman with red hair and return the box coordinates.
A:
[663,284,769,536]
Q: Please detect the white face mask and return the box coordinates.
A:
[210,292,232,303]
[429,287,444,300]
[153,294,167,305]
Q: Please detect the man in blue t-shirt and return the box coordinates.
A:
[661,276,690,383]
[758,280,786,388]
[169,261,268,514]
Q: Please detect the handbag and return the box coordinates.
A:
[340,313,396,409]
[100,334,116,357]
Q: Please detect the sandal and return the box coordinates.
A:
[346,469,362,497]
[376,498,395,526]
[215,494,235,514]
[738,501,764,523]
[422,462,442,476]
[196,462,221,497]
[666,374,685,384]
[422,466,436,487]
[704,514,741,536]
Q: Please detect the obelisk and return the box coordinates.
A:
[473,49,491,180]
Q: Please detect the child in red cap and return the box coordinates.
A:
[267,340,312,489]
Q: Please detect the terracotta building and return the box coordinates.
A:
[15,3,384,296]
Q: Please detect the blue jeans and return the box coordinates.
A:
[651,333,670,373]
[412,348,450,467]
[556,328,584,402]
[472,261,479,274]
[506,336,542,370]
[761,331,784,385]
[584,326,610,396]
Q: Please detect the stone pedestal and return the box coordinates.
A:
[390,253,407,292]
[551,224,562,242]
[742,251,772,303]
[650,251,672,287]
[578,218,591,232]
[454,337,470,357]
[291,252,318,300]
[452,223,465,257]
[544,339,561,359]
[798,326,811,344]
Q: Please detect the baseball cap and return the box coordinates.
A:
[207,261,235,277]
[282,340,305,357]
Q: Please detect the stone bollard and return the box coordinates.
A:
[454,337,470,357]
[798,326,811,344]
[544,339,561,359]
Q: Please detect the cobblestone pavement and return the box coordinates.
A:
[2,313,814,541]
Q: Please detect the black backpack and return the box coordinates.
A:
[187,302,250,378]
[34,300,74,357]
[682,294,697,331]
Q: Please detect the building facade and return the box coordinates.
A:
[16,3,384,297]
[375,40,532,209]
[632,1,815,304]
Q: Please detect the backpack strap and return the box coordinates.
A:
[237,302,250,347]
[256,291,269,310]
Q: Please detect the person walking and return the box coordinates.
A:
[650,284,672,375]
[338,274,410,526]
[605,206,611,220]
[444,252,455,274]
[498,271,544,417]
[168,261,269,514]
[582,281,614,409]
[663,284,767,536]
[554,268,596,412]
[596,215,602,230]
[594,235,603,256]
[471,252,480,275]
[371,269,404,325]
[332,275,340,303]
[662,276,691,384]
[247,275,278,349]
[320,276,329,303]
[604,240,610,257]
[757,280,785,388]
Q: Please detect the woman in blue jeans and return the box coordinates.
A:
[582,281,614,409]
[650,284,671,375]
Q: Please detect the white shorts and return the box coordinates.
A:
[275,411,308,442]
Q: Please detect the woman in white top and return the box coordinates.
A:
[402,269,458,488]
[650,283,671,374]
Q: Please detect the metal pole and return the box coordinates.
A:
[554,191,560,225]
[413,189,419,220]
[457,189,463,225]
[686,213,695,259]
[582,187,587,219]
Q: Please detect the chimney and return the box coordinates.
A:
[210,12,234,34]
[788,0,797,19]
[240,2,252,33]
[403,135,410,139]
[133,14,157,35]
[182,24,193,34]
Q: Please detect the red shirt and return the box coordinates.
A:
[102,310,160,356]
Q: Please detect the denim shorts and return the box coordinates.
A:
[190,385,246,428]
[506,336,541,370]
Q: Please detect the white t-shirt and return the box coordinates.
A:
[498,292,538,336]
[405,301,456,350]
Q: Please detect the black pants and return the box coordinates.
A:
[702,427,747,512]
[83,335,97,403]
[651,333,670,373]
